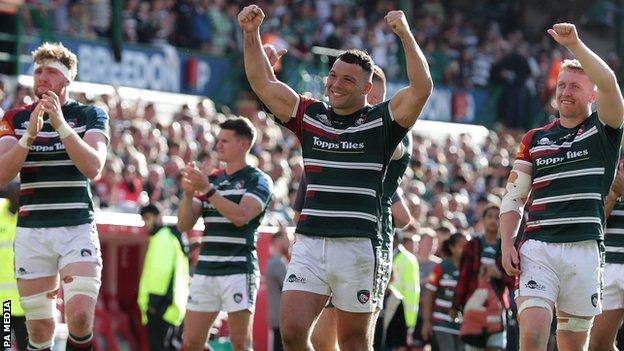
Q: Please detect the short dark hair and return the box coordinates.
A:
[482,204,500,218]
[140,203,162,217]
[220,117,256,145]
[372,65,386,84]
[337,49,374,75]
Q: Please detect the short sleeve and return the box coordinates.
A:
[0,119,16,142]
[514,130,535,167]
[277,95,318,139]
[84,106,110,143]
[425,263,442,292]
[244,172,274,209]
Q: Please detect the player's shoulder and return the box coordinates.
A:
[208,168,226,179]
[4,103,36,122]
[522,122,557,144]
[66,101,108,118]
[248,166,273,183]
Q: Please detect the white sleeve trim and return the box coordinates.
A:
[243,193,267,208]
[291,95,301,118]
[84,129,110,143]
[514,159,533,167]
[388,102,396,121]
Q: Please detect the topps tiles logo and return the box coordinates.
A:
[312,136,364,151]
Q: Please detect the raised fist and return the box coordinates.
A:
[385,10,410,37]
[238,5,265,33]
[547,23,580,47]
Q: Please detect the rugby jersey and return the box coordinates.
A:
[0,101,109,227]
[605,200,624,263]
[279,95,408,239]
[426,258,461,335]
[515,113,622,242]
[195,166,273,276]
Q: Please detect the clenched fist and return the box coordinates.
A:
[385,10,411,37]
[238,5,265,34]
[547,23,580,47]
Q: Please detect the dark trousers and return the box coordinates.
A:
[272,328,284,351]
[147,315,180,351]
[10,315,28,351]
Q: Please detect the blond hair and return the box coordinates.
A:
[560,59,585,74]
[32,42,78,80]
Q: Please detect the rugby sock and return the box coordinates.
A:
[66,332,93,350]
[27,339,52,350]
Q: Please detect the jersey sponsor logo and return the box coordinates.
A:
[535,149,589,166]
[357,289,370,304]
[286,273,306,284]
[29,143,66,152]
[356,116,366,126]
[234,181,245,190]
[525,279,546,291]
[0,120,13,137]
[312,136,364,151]
[538,137,552,145]
[80,248,92,257]
[591,293,599,307]
[317,114,331,126]
[233,292,243,304]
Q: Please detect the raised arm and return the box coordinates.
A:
[548,23,624,128]
[239,5,298,124]
[386,10,433,129]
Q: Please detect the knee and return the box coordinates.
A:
[280,323,308,346]
[182,336,205,351]
[66,309,92,331]
[521,328,549,349]
[27,319,55,342]
[230,336,251,351]
[588,338,613,351]
[338,333,369,351]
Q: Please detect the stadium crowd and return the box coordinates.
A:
[19,0,620,130]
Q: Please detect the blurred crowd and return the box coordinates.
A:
[0,78,517,235]
[20,0,621,129]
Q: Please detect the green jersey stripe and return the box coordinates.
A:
[23,160,75,167]
[304,158,383,171]
[21,181,88,189]
[526,216,602,227]
[199,255,247,262]
[202,216,232,223]
[201,237,247,245]
[433,326,460,334]
[307,184,377,197]
[606,228,624,234]
[301,209,377,222]
[533,167,604,183]
[435,299,452,308]
[433,312,453,322]
[20,202,89,211]
[532,193,602,205]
